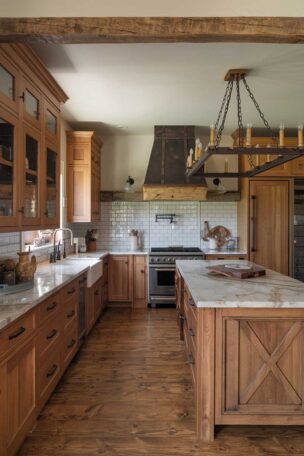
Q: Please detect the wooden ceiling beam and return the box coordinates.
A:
[0,17,304,44]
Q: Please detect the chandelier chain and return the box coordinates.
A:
[215,80,232,132]
[216,80,233,147]
[241,76,276,142]
[237,76,255,169]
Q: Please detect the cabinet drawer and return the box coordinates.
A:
[0,311,36,359]
[38,314,61,360]
[62,324,78,369]
[38,347,61,402]
[61,279,79,303]
[63,298,78,331]
[38,292,60,324]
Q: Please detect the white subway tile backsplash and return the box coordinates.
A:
[69,200,238,251]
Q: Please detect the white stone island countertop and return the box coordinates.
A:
[176,259,304,308]
[0,257,101,331]
[202,249,247,255]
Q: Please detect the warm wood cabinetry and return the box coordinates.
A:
[238,178,290,274]
[176,273,304,443]
[67,131,103,223]
[0,44,67,232]
[0,273,85,456]
[108,255,147,308]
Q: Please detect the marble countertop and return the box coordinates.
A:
[176,259,304,308]
[74,251,148,258]
[0,257,101,331]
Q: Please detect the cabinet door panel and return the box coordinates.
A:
[108,255,132,302]
[0,51,20,115]
[44,141,60,226]
[133,255,147,308]
[249,180,289,275]
[0,108,19,228]
[5,338,36,453]
[22,78,42,130]
[67,165,91,222]
[22,125,42,226]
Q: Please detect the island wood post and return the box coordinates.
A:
[196,308,215,442]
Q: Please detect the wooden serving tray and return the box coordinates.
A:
[207,264,266,279]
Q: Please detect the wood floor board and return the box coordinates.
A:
[18,308,303,455]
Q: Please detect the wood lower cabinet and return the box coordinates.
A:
[108,255,147,308]
[177,276,304,443]
[3,337,36,456]
[0,273,89,455]
[85,277,105,336]
[238,178,290,275]
[133,255,147,308]
[108,255,133,303]
[67,131,103,223]
[175,269,184,340]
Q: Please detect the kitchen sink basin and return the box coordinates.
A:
[63,257,103,287]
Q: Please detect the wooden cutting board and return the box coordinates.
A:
[207,264,266,279]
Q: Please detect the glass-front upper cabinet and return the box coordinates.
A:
[22,126,41,225]
[45,143,59,225]
[0,52,19,114]
[44,100,60,143]
[0,111,18,227]
[22,79,42,129]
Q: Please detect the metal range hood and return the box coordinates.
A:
[143,126,208,201]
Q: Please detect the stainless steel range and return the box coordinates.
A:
[149,246,205,307]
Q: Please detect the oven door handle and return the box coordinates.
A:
[154,268,175,272]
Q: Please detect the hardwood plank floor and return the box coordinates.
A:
[19,308,303,455]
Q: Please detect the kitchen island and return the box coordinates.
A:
[175,259,304,442]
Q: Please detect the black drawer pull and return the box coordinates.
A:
[46,364,58,378]
[67,339,76,349]
[46,302,57,311]
[67,287,76,295]
[66,310,75,318]
[8,326,26,340]
[79,277,86,284]
[189,327,195,337]
[94,290,99,296]
[46,329,58,340]
[187,353,195,365]
[179,315,185,321]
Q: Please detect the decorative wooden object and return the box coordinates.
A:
[207,263,265,279]
[143,185,208,201]
[1,17,304,44]
[67,131,103,223]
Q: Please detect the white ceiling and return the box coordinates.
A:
[32,42,304,135]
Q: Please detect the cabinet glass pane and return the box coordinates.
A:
[0,118,14,217]
[46,147,57,219]
[0,65,14,100]
[25,134,39,218]
[25,90,39,120]
[46,110,57,135]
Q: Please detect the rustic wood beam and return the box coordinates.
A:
[1,17,304,44]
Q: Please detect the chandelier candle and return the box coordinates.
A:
[246,124,252,147]
[298,124,303,148]
[209,124,216,147]
[279,124,285,147]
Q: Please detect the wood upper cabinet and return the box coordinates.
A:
[235,132,304,177]
[133,255,147,308]
[238,178,290,275]
[0,43,67,232]
[108,255,133,302]
[67,131,103,223]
